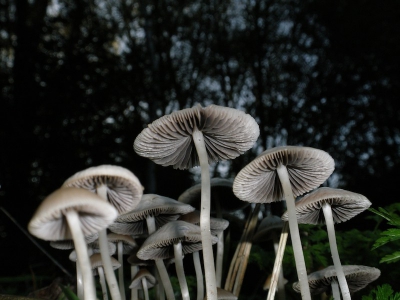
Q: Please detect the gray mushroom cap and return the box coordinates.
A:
[137,220,218,260]
[129,269,157,289]
[109,194,195,235]
[28,187,118,241]
[62,165,144,214]
[106,233,138,254]
[178,210,229,235]
[281,187,372,224]
[134,104,260,170]
[252,215,284,242]
[293,265,381,295]
[233,146,335,203]
[178,178,249,212]
[90,253,121,276]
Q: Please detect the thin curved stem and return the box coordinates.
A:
[276,165,311,300]
[76,262,84,300]
[142,277,150,300]
[331,279,341,300]
[215,200,224,288]
[130,265,139,300]
[97,185,122,300]
[173,242,190,300]
[64,210,96,300]
[193,251,204,300]
[192,129,217,300]
[322,203,351,300]
[117,241,126,300]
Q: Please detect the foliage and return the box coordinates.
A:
[362,284,400,300]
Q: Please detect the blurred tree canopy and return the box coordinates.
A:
[1,0,399,285]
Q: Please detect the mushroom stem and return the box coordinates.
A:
[272,233,286,300]
[193,251,204,300]
[192,128,217,300]
[117,241,126,300]
[96,184,122,300]
[173,242,190,300]
[322,203,351,300]
[98,266,109,300]
[276,165,311,300]
[76,262,84,300]
[215,200,224,288]
[331,279,341,300]
[130,265,139,300]
[64,210,97,300]
[146,216,176,300]
[142,277,150,300]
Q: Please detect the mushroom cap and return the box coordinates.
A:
[293,265,381,295]
[89,240,118,256]
[252,215,284,242]
[62,165,144,214]
[90,253,121,276]
[134,104,260,170]
[129,268,157,289]
[281,187,372,225]
[28,187,118,241]
[178,210,229,235]
[137,220,218,260]
[106,233,138,254]
[233,146,335,203]
[50,233,99,250]
[178,178,249,212]
[109,194,195,235]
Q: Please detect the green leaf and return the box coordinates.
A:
[59,285,79,300]
[372,228,400,250]
[380,251,400,264]
[362,284,400,300]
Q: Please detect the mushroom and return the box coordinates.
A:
[129,269,157,300]
[110,193,195,300]
[233,146,335,299]
[282,187,372,300]
[137,220,219,300]
[91,253,121,300]
[28,187,118,300]
[134,104,259,300]
[62,164,144,300]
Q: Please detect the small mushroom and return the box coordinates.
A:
[129,269,157,300]
[91,253,121,300]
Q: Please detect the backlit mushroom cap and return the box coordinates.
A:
[107,233,138,254]
[178,178,249,212]
[90,253,121,276]
[178,210,229,235]
[325,265,381,294]
[252,215,284,242]
[233,146,335,203]
[109,194,195,235]
[50,233,99,250]
[129,269,157,289]
[62,165,144,214]
[137,220,218,260]
[281,187,372,225]
[134,104,260,170]
[28,187,118,241]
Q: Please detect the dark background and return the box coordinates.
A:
[1,0,399,297]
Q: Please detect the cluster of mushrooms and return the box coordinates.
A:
[28,104,380,300]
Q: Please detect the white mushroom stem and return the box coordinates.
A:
[117,241,126,300]
[96,185,122,300]
[76,262,83,300]
[272,233,286,300]
[276,165,311,300]
[142,277,150,300]
[64,210,97,300]
[322,203,351,300]
[193,251,204,300]
[173,242,190,300]
[192,128,217,300]
[146,216,176,300]
[130,265,139,300]
[331,279,341,300]
[215,200,224,288]
[98,266,109,300]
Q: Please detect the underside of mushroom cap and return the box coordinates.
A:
[129,269,157,289]
[137,220,218,260]
[62,165,144,214]
[292,267,332,295]
[134,104,260,169]
[233,146,335,203]
[28,187,118,241]
[281,187,371,224]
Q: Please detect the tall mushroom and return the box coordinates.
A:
[282,187,372,300]
[62,165,143,300]
[233,146,334,299]
[28,187,118,300]
[134,104,259,300]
